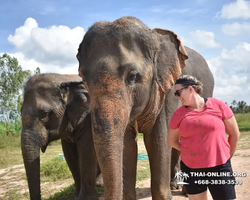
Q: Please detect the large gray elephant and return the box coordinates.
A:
[77,16,214,199]
[21,73,100,200]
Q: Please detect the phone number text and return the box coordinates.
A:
[194,179,243,185]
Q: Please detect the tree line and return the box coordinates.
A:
[0,53,40,135]
[229,100,250,114]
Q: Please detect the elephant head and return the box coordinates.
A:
[77,16,188,199]
[21,73,92,200]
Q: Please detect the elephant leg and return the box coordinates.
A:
[123,128,138,200]
[144,110,172,200]
[61,139,81,199]
[95,164,103,186]
[170,148,180,190]
[77,123,98,200]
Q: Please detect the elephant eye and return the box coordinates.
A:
[126,70,140,86]
[40,111,50,122]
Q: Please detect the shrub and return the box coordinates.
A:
[41,157,71,182]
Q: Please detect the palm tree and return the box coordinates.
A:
[174,170,183,180]
[182,172,189,181]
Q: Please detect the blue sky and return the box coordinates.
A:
[1,0,250,105]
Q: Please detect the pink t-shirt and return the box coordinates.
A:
[169,98,233,168]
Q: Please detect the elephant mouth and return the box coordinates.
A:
[41,130,50,153]
[41,143,48,153]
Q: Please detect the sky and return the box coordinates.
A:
[0,0,250,105]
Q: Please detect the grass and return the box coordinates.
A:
[0,114,249,199]
[0,135,151,200]
[136,160,150,182]
[0,135,22,168]
[235,113,250,132]
[40,157,72,182]
[0,135,21,149]
[237,132,250,150]
[0,135,62,169]
[46,184,75,200]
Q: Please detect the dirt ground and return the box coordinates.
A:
[135,149,250,200]
[0,149,249,200]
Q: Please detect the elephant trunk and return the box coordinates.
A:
[21,131,41,200]
[91,97,130,199]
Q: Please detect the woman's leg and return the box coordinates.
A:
[188,190,208,200]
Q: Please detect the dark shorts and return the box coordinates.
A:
[181,159,236,200]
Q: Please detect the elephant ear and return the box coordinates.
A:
[59,81,90,130]
[153,28,188,93]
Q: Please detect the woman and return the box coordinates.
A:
[168,75,240,200]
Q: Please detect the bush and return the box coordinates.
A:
[0,125,6,135]
[46,184,75,200]
[41,157,72,182]
[0,120,22,136]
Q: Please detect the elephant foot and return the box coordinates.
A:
[181,186,187,197]
[170,180,179,190]
[77,195,99,200]
[95,174,104,186]
[74,190,80,200]
[77,190,99,200]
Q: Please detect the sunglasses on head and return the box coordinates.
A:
[174,86,189,97]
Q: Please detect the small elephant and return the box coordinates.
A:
[21,73,100,200]
[77,16,214,199]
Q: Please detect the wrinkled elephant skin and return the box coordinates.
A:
[21,73,99,200]
[77,16,214,200]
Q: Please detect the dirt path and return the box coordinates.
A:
[0,149,249,199]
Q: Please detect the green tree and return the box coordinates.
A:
[245,105,250,113]
[230,100,250,114]
[230,100,237,113]
[237,101,247,113]
[34,67,41,75]
[0,53,32,134]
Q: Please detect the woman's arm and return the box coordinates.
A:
[168,128,181,151]
[224,116,240,158]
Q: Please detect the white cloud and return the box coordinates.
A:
[207,42,250,104]
[214,85,244,97]
[218,75,247,87]
[222,22,250,36]
[7,52,79,75]
[220,0,250,19]
[7,17,85,71]
[184,30,220,49]
[208,43,250,82]
[220,42,250,72]
[207,57,222,74]
[8,18,38,48]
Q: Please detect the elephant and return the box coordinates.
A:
[21,73,101,200]
[77,16,214,199]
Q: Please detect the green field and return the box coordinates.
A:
[0,113,249,199]
[235,113,250,132]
